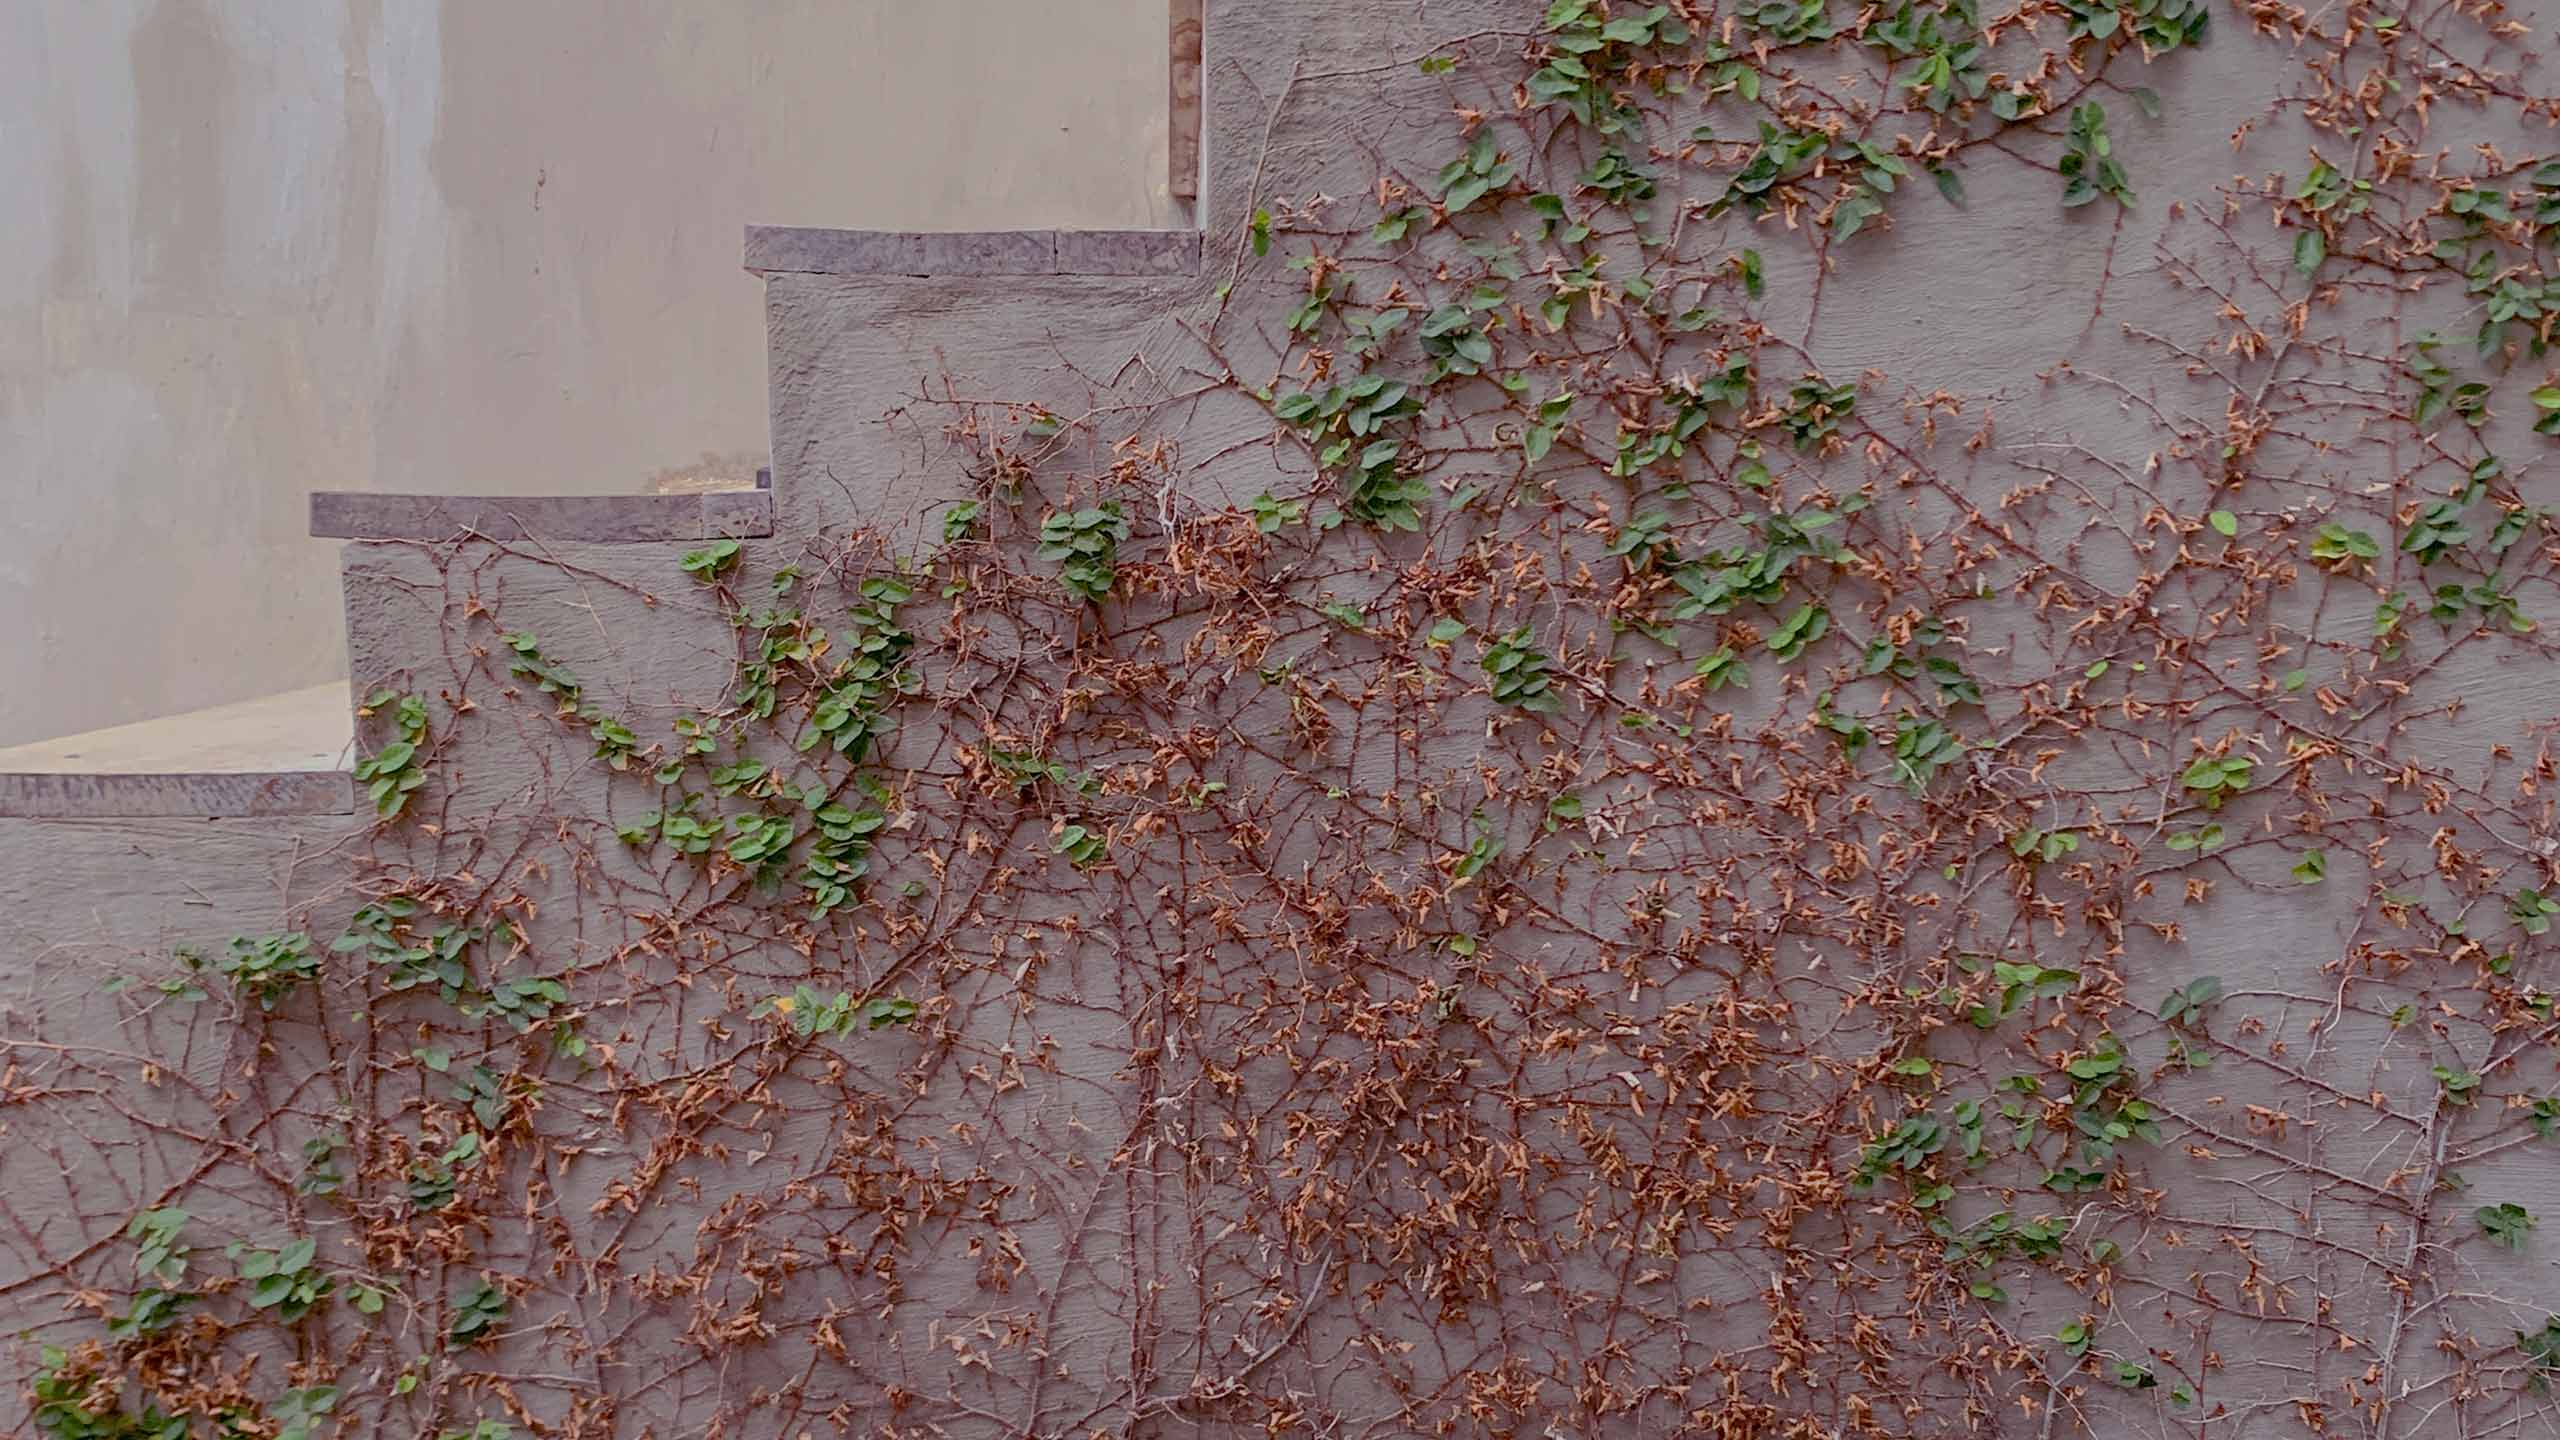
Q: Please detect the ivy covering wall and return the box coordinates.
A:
[9,0,2560,1436]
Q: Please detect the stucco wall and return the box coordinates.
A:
[8,1,2559,1436]
[0,0,1170,746]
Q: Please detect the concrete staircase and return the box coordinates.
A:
[0,8,1463,1428]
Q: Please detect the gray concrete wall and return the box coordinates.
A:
[0,0,1170,746]
[8,1,2558,1436]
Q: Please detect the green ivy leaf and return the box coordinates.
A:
[2480,1202,2537,1249]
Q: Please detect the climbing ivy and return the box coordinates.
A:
[19,1,2560,1437]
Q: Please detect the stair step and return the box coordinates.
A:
[0,771,352,818]
[744,226,1200,278]
[0,682,354,818]
[311,490,773,543]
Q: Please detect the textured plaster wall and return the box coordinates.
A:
[6,1,2559,1435]
[748,3,2560,1427]
[0,0,1170,747]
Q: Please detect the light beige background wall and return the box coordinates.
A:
[0,0,1169,747]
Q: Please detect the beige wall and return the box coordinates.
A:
[0,0,1170,746]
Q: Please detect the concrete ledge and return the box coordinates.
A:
[744,226,1202,278]
[311,491,773,542]
[0,771,354,819]
[0,683,350,776]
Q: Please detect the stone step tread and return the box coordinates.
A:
[744,226,1201,277]
[312,490,773,542]
[0,683,354,818]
